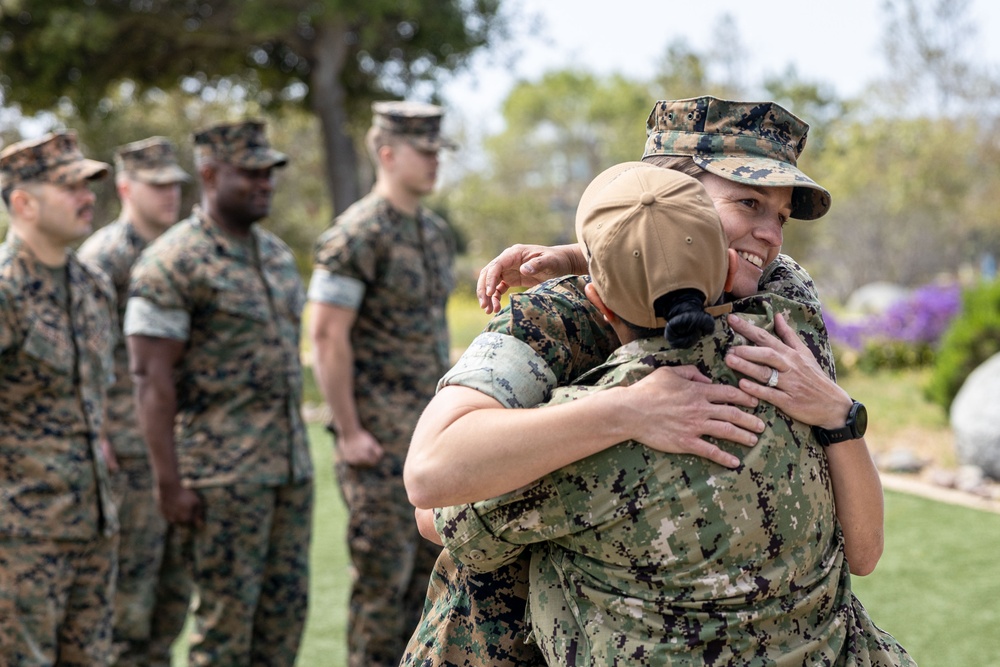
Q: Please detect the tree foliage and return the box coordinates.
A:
[445,70,652,271]
[0,0,512,213]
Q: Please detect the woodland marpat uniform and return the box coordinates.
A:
[310,187,454,665]
[126,202,312,664]
[0,236,119,665]
[437,295,913,666]
[127,209,311,486]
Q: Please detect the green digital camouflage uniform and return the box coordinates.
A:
[309,191,454,667]
[437,293,914,666]
[404,255,847,666]
[78,219,191,666]
[0,233,120,667]
[125,207,313,666]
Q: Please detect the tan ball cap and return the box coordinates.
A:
[575,162,728,328]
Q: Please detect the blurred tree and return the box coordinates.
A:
[805,115,986,300]
[0,0,512,214]
[444,70,652,272]
[879,0,1000,116]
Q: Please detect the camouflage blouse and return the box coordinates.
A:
[309,192,454,453]
[125,209,311,488]
[0,234,118,539]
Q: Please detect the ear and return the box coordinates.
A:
[199,163,216,187]
[584,281,618,324]
[724,248,739,292]
[116,177,131,201]
[377,144,395,170]
[8,187,38,220]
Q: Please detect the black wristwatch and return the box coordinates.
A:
[812,400,868,447]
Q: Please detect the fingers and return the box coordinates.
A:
[682,440,742,469]
[772,312,810,351]
[667,364,712,385]
[727,313,779,348]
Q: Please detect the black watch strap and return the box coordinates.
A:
[812,400,868,447]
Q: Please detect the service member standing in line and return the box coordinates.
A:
[0,131,119,666]
[77,136,193,667]
[308,101,456,667]
[124,121,313,666]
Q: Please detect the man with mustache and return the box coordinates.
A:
[0,131,119,665]
[124,121,313,666]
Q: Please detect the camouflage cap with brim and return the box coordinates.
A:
[372,100,458,152]
[642,97,831,220]
[0,131,110,192]
[115,136,191,184]
[193,120,288,169]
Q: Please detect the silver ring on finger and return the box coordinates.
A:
[766,367,779,388]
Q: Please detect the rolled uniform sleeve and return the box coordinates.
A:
[439,276,617,407]
[435,476,576,573]
[439,332,556,409]
[123,296,191,340]
[306,267,365,310]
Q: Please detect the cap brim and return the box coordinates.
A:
[132,165,193,184]
[49,159,111,184]
[232,149,288,169]
[409,136,458,152]
[694,156,831,220]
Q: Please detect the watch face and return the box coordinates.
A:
[853,402,868,437]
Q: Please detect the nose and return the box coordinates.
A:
[754,217,783,247]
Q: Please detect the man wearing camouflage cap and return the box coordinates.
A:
[0,130,120,665]
[435,161,913,665]
[78,136,192,667]
[124,120,313,666]
[308,100,457,667]
[403,97,887,664]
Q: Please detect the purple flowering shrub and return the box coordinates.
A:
[825,283,963,373]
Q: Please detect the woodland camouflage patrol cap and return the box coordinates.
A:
[193,120,288,169]
[1,131,109,194]
[115,136,191,184]
[576,161,728,329]
[643,96,831,220]
[372,100,458,151]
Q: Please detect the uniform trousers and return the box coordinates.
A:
[173,480,313,667]
[0,533,118,666]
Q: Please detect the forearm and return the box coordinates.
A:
[826,437,884,575]
[134,377,181,490]
[405,385,636,508]
[313,335,363,437]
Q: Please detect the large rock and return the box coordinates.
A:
[950,352,1000,479]
[846,281,910,315]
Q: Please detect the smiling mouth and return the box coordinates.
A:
[737,250,764,269]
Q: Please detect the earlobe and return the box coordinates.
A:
[724,248,739,292]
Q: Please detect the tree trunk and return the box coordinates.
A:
[309,20,360,216]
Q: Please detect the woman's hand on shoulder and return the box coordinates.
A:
[477,243,587,313]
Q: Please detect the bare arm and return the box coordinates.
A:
[724,312,884,575]
[128,334,201,526]
[404,366,765,509]
[476,243,588,313]
[309,301,383,467]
